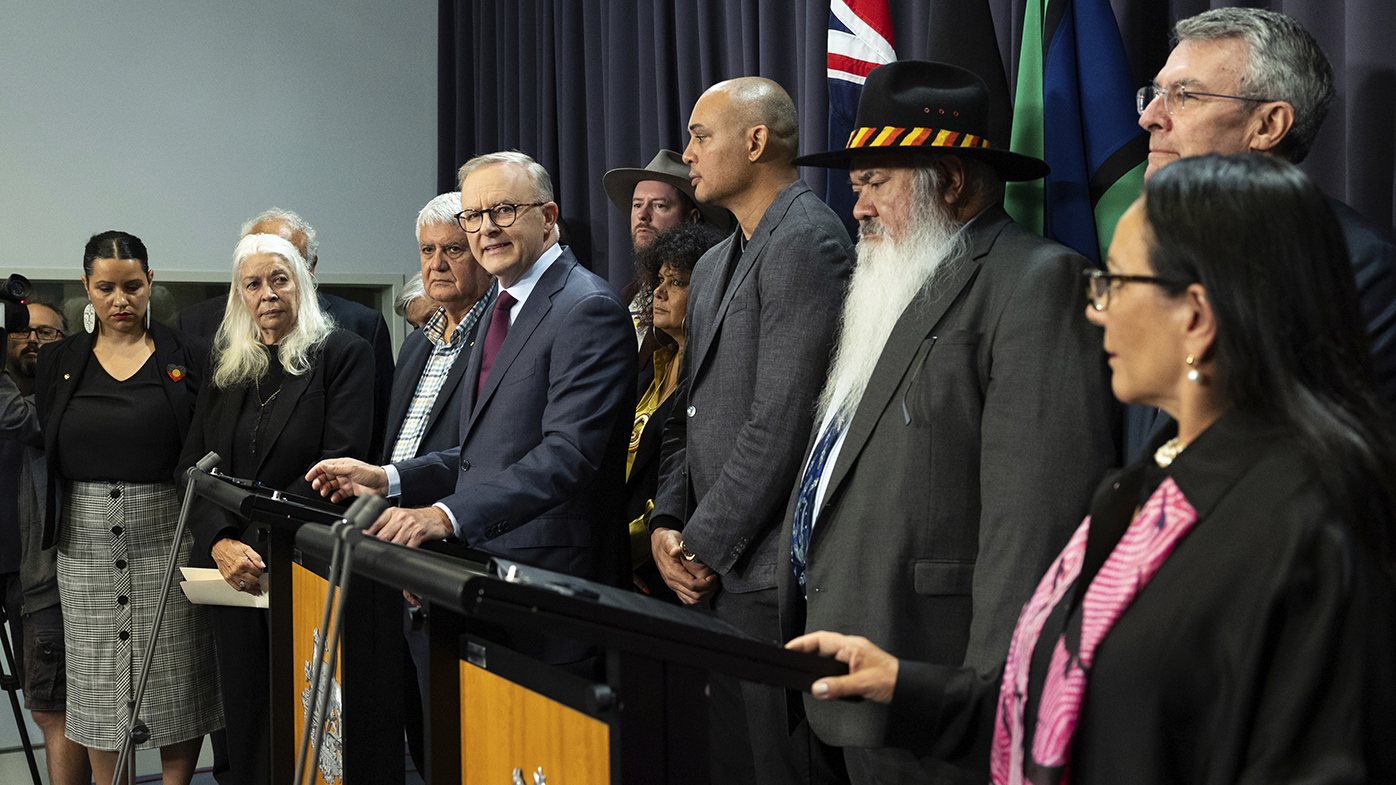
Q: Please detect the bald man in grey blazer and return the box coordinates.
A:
[649,77,852,784]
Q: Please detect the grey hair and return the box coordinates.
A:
[1175,8,1334,163]
[395,272,426,318]
[213,233,333,389]
[239,207,320,267]
[457,151,554,203]
[417,192,464,240]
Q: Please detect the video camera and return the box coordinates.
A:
[1,274,33,339]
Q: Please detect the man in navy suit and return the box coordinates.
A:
[174,208,396,459]
[1129,8,1396,455]
[307,152,635,597]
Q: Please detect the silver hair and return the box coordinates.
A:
[239,207,321,267]
[395,272,426,318]
[457,151,554,203]
[417,192,464,240]
[213,233,333,389]
[1175,8,1334,163]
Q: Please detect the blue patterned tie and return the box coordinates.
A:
[790,405,851,599]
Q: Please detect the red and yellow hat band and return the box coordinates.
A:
[845,126,991,151]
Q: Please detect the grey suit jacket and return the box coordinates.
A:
[777,206,1117,748]
[393,247,636,587]
[653,180,852,594]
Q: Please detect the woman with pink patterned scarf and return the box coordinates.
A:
[789,154,1396,785]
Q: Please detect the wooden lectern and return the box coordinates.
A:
[190,473,426,785]
[292,527,846,785]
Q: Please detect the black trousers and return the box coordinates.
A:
[709,586,843,785]
[209,605,270,785]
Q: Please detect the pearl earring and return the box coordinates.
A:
[1186,354,1201,384]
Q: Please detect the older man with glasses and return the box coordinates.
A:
[1127,7,1396,457]
[3,299,93,785]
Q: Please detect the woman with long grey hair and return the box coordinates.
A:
[179,232,375,785]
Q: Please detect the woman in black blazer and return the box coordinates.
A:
[177,232,373,785]
[789,155,1396,783]
[35,231,221,785]
[623,223,724,600]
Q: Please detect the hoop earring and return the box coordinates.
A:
[83,303,96,334]
[1186,354,1201,384]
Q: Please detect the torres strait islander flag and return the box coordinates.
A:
[1004,0,1147,266]
[825,0,896,232]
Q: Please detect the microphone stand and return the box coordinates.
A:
[293,493,388,785]
[111,451,222,784]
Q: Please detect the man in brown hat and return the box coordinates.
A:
[604,150,731,349]
[604,149,730,251]
[778,61,1116,783]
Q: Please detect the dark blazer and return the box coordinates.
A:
[393,247,636,587]
[775,206,1117,749]
[175,291,394,461]
[886,412,1396,784]
[177,329,375,562]
[652,180,852,593]
[1123,195,1396,460]
[378,292,494,480]
[34,321,206,548]
[623,358,679,525]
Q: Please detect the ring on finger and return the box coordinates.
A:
[238,580,246,589]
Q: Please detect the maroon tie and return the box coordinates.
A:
[477,290,516,395]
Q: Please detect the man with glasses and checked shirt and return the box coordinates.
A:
[1129,8,1396,454]
[3,299,92,785]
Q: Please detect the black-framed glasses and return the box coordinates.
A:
[6,325,64,342]
[1136,83,1274,116]
[454,202,545,233]
[1083,269,1184,311]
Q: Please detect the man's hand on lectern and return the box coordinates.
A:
[367,506,453,548]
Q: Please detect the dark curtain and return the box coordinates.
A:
[441,0,1395,286]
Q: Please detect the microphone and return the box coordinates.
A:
[184,451,221,483]
[342,494,390,530]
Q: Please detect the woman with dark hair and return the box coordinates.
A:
[35,231,222,785]
[625,222,725,598]
[177,232,373,785]
[790,154,1396,783]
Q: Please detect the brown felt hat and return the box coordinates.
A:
[603,150,732,231]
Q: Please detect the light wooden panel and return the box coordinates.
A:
[292,562,343,785]
[461,661,610,785]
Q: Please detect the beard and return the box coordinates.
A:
[817,189,967,421]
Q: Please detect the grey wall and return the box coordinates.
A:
[0,0,437,280]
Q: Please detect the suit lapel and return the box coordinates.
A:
[43,332,95,459]
[150,323,195,441]
[466,254,572,435]
[688,181,807,379]
[820,210,1008,500]
[428,290,495,437]
[385,333,431,448]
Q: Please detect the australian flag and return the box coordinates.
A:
[825,0,896,234]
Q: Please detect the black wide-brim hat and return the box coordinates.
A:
[793,61,1049,182]
[603,150,732,231]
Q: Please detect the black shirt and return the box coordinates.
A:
[57,353,180,482]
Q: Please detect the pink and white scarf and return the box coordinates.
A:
[990,476,1198,785]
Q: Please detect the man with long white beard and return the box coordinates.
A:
[778,61,1117,784]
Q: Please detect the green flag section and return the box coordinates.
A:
[1004,0,1147,266]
